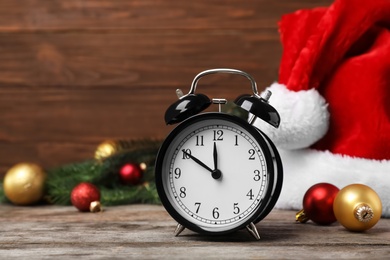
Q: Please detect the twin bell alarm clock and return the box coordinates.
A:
[155,68,283,240]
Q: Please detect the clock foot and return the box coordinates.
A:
[246,222,260,240]
[174,223,185,237]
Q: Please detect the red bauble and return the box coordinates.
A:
[303,183,339,225]
[119,163,143,185]
[71,182,101,212]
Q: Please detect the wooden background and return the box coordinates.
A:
[0,0,332,175]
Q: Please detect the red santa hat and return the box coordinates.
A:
[254,0,390,217]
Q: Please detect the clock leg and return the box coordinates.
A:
[174,223,185,237]
[246,222,261,240]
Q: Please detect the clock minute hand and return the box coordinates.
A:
[212,142,222,179]
[182,149,213,173]
[213,142,218,170]
[211,142,222,180]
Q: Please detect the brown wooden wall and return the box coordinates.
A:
[0,0,332,174]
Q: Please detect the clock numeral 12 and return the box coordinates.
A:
[213,130,224,141]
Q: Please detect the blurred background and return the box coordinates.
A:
[0,0,332,175]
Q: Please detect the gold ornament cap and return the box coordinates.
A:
[354,203,374,223]
[333,184,382,232]
[90,201,103,213]
[296,209,310,223]
[139,162,147,171]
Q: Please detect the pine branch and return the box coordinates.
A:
[45,139,162,206]
[0,184,9,204]
[100,182,160,205]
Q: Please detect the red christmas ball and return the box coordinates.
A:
[71,182,101,212]
[119,163,143,185]
[303,183,339,225]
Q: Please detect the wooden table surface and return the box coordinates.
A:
[1,205,389,259]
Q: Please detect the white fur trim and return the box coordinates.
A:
[254,83,329,150]
[275,149,390,218]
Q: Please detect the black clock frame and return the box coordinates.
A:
[155,112,283,236]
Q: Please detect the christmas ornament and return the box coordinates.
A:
[3,163,46,205]
[119,163,146,185]
[71,182,101,212]
[296,183,339,225]
[94,140,150,161]
[333,184,382,232]
[94,140,123,160]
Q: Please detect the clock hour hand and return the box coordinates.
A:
[182,149,213,173]
[182,149,222,180]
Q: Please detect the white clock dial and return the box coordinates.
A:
[157,113,275,233]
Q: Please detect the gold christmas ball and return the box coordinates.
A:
[333,184,382,232]
[94,140,134,160]
[3,163,46,205]
[94,140,120,160]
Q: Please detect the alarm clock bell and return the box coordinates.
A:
[164,68,280,128]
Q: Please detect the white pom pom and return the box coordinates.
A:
[253,83,329,150]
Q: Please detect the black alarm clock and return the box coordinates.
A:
[155,68,283,240]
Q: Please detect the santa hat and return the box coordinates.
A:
[254,0,390,217]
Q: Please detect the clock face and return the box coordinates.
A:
[156,113,277,234]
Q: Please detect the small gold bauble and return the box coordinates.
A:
[333,184,382,232]
[3,163,46,205]
[94,140,120,160]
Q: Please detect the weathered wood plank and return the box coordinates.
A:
[0,87,170,171]
[0,205,389,259]
[0,31,279,87]
[0,0,332,30]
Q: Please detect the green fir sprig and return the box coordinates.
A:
[0,184,8,204]
[45,139,162,206]
[0,139,162,206]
